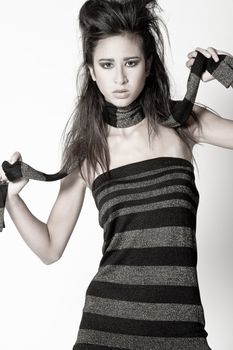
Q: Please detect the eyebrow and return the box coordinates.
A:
[98,56,141,62]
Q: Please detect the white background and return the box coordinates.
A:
[0,1,232,349]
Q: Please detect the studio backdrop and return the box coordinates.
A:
[0,1,232,349]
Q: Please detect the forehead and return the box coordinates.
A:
[93,33,143,58]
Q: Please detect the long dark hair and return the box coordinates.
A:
[60,0,201,187]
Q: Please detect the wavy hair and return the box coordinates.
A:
[60,0,201,186]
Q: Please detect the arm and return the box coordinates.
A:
[187,103,233,149]
[184,47,233,148]
[5,167,87,265]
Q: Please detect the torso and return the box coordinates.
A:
[83,118,194,190]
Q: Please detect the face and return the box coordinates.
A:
[88,33,152,107]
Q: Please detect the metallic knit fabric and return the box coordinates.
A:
[72,157,212,350]
[1,52,233,232]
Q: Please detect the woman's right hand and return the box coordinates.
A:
[0,151,29,197]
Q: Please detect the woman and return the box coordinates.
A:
[1,0,232,349]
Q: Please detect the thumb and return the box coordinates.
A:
[9,151,22,164]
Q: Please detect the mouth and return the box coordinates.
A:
[113,89,129,93]
[112,90,130,99]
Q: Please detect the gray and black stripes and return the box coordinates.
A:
[163,53,233,128]
[75,329,210,350]
[0,52,232,233]
[83,295,204,323]
[209,54,233,88]
[73,157,211,350]
[103,97,145,128]
[103,52,233,130]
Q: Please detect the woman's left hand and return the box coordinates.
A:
[186,47,233,82]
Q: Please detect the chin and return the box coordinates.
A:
[107,96,136,108]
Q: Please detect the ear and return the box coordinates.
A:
[88,65,96,82]
[145,56,153,77]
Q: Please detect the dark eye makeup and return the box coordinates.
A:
[100,60,140,69]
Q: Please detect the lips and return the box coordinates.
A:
[112,90,130,99]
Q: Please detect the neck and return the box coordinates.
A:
[103,97,145,128]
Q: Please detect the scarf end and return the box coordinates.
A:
[211,55,233,88]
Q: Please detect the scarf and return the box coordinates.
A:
[0,51,233,231]
[103,97,145,128]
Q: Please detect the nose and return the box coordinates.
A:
[114,65,128,84]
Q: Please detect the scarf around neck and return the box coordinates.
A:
[0,51,233,231]
[103,97,145,128]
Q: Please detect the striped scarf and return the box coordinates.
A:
[0,51,233,231]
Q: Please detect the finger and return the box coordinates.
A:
[195,47,211,58]
[10,151,22,164]
[206,47,219,62]
[186,58,195,69]
[187,51,198,59]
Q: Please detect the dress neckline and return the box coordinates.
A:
[91,156,194,191]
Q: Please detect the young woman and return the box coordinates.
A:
[1,0,232,349]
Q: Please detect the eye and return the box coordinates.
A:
[126,60,138,67]
[100,62,113,69]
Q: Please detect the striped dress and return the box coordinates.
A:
[73,156,211,350]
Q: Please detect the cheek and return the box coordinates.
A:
[95,72,112,94]
[95,68,110,86]
[131,68,147,87]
